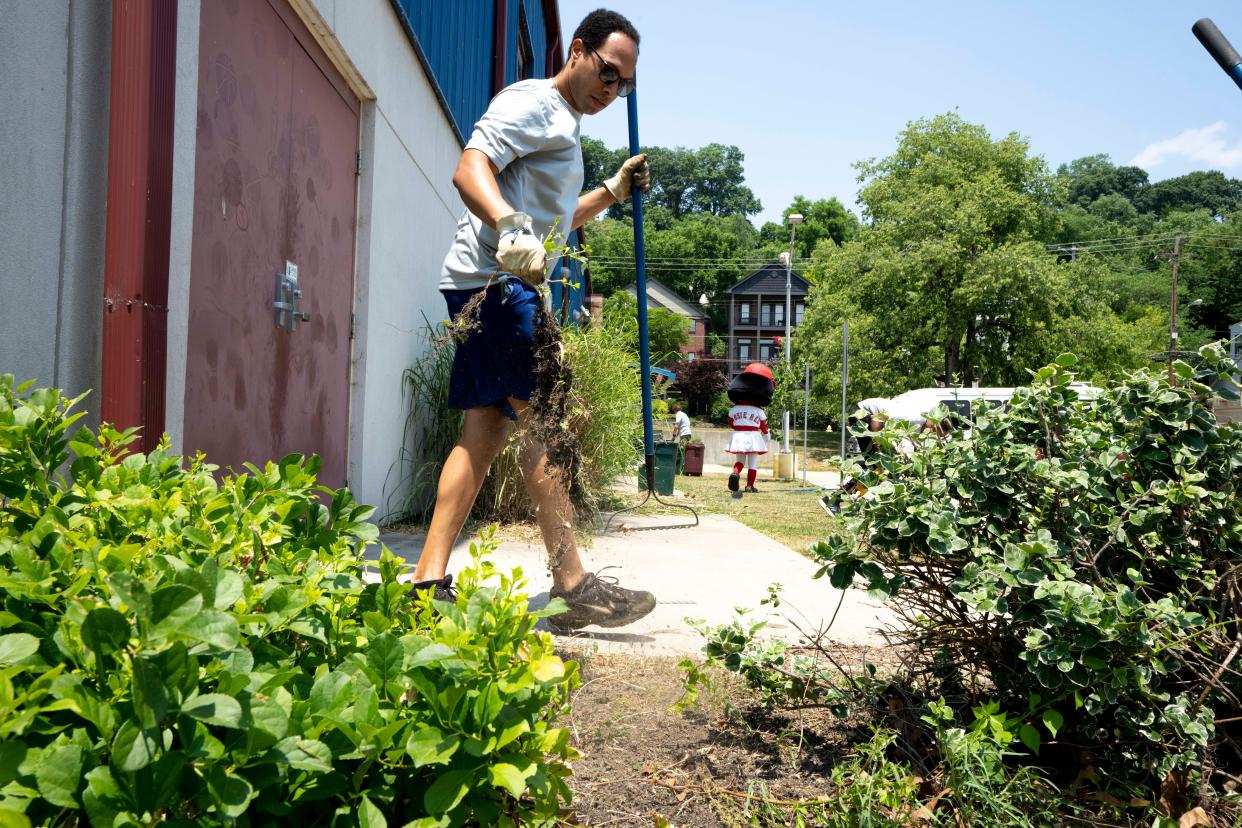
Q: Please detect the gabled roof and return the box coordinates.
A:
[623,278,707,319]
[727,261,809,296]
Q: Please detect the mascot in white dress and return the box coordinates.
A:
[725,362,775,496]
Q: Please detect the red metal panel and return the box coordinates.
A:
[492,0,508,95]
[541,0,562,75]
[184,0,357,487]
[101,0,177,451]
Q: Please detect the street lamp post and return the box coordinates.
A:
[782,214,803,457]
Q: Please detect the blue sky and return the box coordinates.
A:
[558,0,1242,227]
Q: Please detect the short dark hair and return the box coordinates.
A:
[573,9,640,52]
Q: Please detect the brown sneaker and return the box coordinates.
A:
[547,571,656,631]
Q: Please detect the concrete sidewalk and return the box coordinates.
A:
[377,512,895,656]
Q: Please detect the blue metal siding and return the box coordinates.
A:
[549,231,588,327]
[389,0,559,144]
[389,0,493,143]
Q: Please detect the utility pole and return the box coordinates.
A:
[839,318,850,464]
[1167,235,1183,385]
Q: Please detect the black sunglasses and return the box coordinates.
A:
[586,46,635,97]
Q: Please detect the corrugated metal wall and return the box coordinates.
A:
[390,0,556,143]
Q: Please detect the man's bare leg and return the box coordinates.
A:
[510,398,587,592]
[412,405,512,582]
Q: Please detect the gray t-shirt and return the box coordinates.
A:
[439,78,585,290]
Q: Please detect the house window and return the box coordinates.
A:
[739,302,751,323]
[687,318,696,334]
[517,4,534,80]
[795,303,805,326]
[737,339,752,362]
[759,338,775,360]
[762,303,784,327]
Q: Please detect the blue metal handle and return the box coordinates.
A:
[627,93,656,476]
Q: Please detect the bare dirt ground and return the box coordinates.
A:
[558,648,887,827]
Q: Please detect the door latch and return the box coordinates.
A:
[273,261,311,332]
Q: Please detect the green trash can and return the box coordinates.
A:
[637,441,678,495]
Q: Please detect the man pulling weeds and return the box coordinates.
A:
[410,9,656,631]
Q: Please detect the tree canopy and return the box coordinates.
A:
[796,113,1167,404]
[581,138,763,220]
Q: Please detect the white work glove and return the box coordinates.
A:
[603,153,650,203]
[495,212,547,286]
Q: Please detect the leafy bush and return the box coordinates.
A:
[600,293,688,366]
[708,392,733,425]
[0,376,579,826]
[558,322,643,510]
[397,321,641,525]
[666,358,726,415]
[817,347,1242,795]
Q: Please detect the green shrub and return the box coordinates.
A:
[817,347,1242,793]
[398,321,641,526]
[391,321,460,521]
[559,322,643,509]
[0,376,579,826]
[708,392,733,425]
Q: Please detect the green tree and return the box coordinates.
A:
[1056,153,1149,208]
[601,292,689,365]
[685,143,763,217]
[797,113,1162,402]
[582,140,762,219]
[1136,170,1242,218]
[759,196,860,258]
[1165,212,1242,338]
[581,135,624,195]
[582,211,761,335]
[828,113,1061,384]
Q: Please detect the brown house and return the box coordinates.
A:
[726,262,809,374]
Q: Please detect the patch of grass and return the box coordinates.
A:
[688,426,846,472]
[800,428,846,471]
[661,472,833,556]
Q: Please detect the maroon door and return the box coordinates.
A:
[185,0,358,487]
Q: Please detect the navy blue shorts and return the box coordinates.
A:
[442,276,540,421]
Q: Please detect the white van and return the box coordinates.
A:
[881,384,1100,426]
[848,385,1101,453]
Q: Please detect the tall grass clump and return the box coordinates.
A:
[393,319,640,526]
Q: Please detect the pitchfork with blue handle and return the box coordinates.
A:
[603,91,699,532]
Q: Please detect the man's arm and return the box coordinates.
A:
[572,187,617,230]
[455,150,621,231]
[452,149,512,229]
[573,154,649,229]
[453,148,548,284]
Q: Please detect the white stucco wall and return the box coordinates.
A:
[0,0,111,420]
[300,0,467,516]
